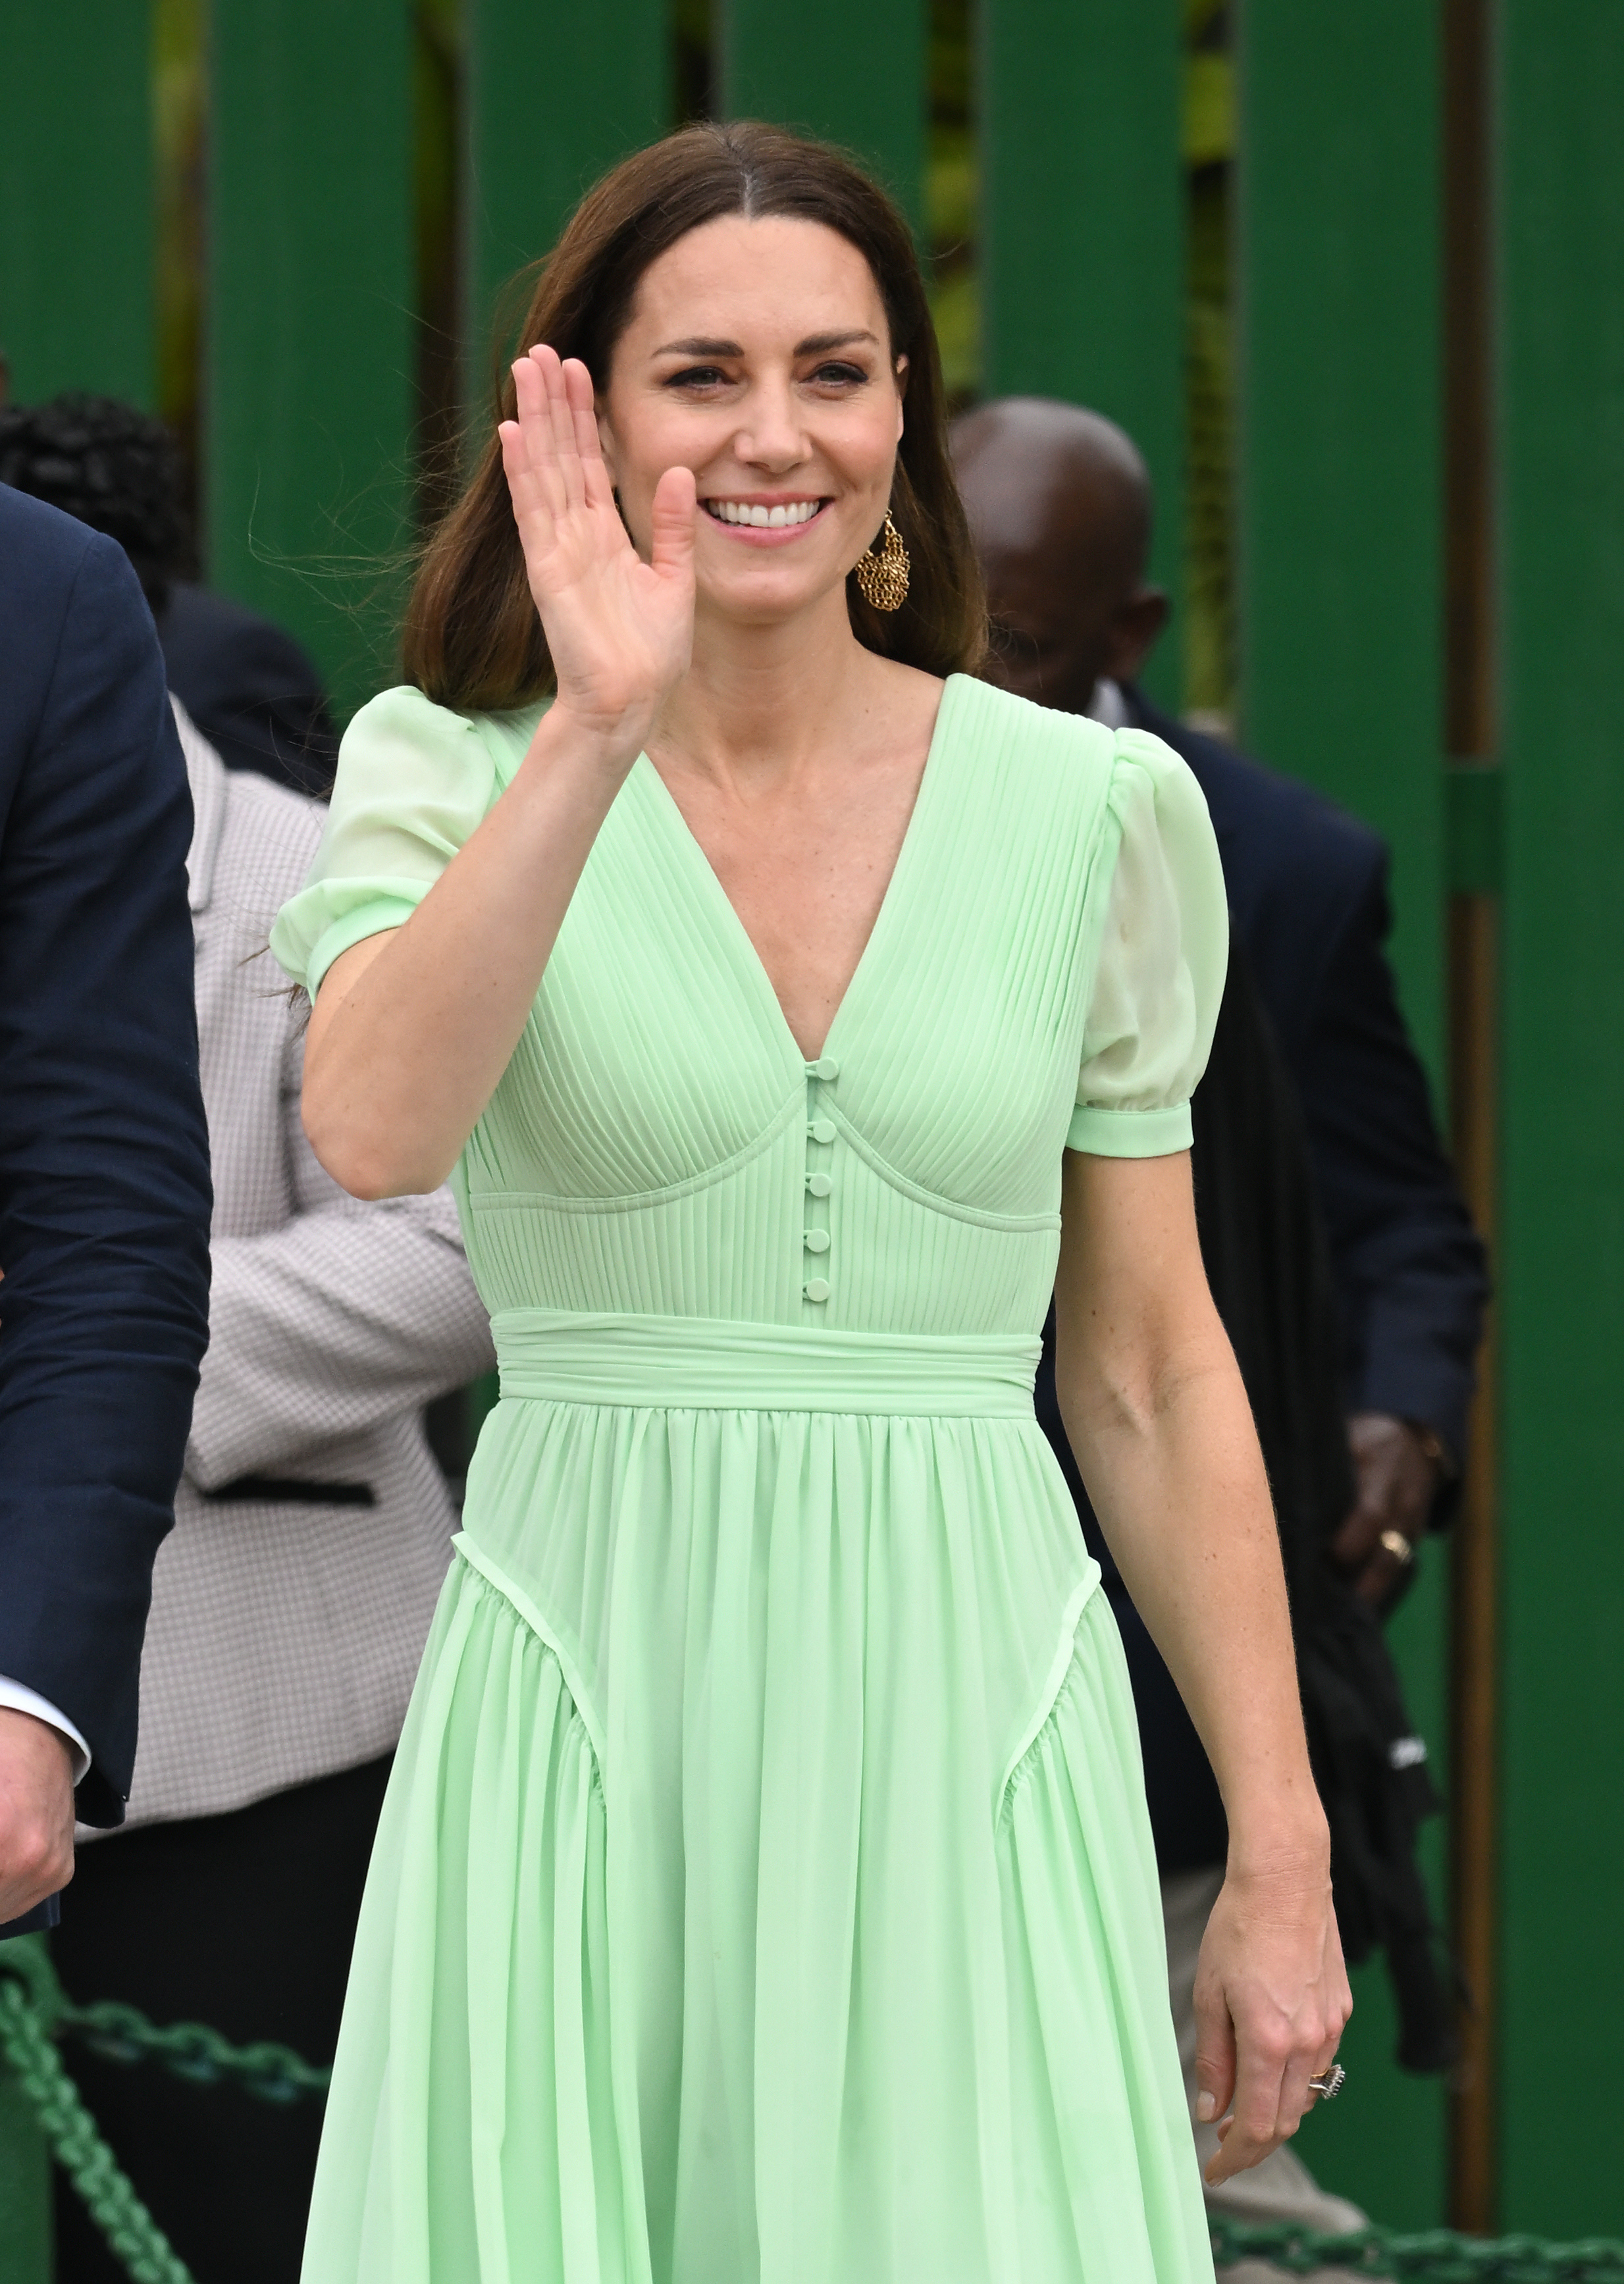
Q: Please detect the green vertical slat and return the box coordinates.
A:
[1236,1,1449,2231]
[0,0,154,407]
[718,0,929,236]
[1237,0,1446,1079]
[979,0,1184,709]
[465,0,671,394]
[207,0,415,723]
[1496,3,1624,2237]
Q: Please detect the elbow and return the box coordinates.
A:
[300,1091,446,1201]
[1054,1345,1193,1465]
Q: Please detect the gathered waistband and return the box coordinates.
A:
[492,1309,1040,1419]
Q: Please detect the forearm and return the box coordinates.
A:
[303,705,637,1198]
[1059,1331,1325,1869]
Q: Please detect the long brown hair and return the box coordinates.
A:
[404,120,985,710]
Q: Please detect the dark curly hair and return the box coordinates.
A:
[0,392,188,611]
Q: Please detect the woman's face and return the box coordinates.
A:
[598,215,905,628]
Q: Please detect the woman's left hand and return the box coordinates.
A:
[1192,1857,1352,2183]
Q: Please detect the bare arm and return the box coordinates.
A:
[1053,1147,1350,2181]
[303,346,696,1199]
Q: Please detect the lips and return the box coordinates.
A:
[702,499,827,529]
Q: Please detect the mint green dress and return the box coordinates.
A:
[272,673,1228,2284]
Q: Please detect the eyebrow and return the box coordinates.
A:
[649,328,882,360]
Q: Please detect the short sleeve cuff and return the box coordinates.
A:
[1066,1101,1193,1158]
[271,887,424,999]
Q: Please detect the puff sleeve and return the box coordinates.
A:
[1066,727,1229,1158]
[269,686,503,998]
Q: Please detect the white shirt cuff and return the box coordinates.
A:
[0,1678,92,1783]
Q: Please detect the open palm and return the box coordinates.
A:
[499,344,696,749]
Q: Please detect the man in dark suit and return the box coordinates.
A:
[0,483,213,1936]
[953,398,1488,1594]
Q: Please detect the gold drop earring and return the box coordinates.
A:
[854,511,910,611]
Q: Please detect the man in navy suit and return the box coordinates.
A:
[0,483,213,1936]
[954,398,1488,1589]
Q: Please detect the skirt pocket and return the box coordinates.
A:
[302,1559,648,2284]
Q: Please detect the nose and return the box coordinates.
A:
[734,373,810,473]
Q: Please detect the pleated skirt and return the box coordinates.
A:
[300,1384,1214,2284]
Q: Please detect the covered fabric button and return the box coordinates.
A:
[805,1172,832,1197]
[807,1118,836,1145]
[804,1229,831,1254]
[803,1278,831,1303]
[806,1056,840,1082]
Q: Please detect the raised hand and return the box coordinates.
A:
[498,344,696,759]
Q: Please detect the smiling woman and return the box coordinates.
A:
[402,121,983,713]
[273,118,1347,2284]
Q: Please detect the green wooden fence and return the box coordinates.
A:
[3,0,1623,2255]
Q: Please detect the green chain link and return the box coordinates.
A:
[1211,2215,1624,2280]
[64,1996,330,2104]
[2,1933,328,2106]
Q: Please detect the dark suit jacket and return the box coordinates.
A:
[1128,691,1488,1465]
[0,486,213,1848]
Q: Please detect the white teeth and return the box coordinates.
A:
[705,500,821,528]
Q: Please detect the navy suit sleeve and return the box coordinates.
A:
[0,530,213,1827]
[1291,856,1488,1468]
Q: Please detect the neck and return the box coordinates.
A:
[651,587,885,787]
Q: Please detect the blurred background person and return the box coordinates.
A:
[0,483,212,1936]
[0,392,338,795]
[953,396,1488,1597]
[953,396,1488,2254]
[50,695,496,2284]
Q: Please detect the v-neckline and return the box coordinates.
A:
[633,673,963,1072]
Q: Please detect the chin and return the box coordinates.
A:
[699,561,847,627]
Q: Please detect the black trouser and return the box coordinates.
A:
[51,1752,391,2284]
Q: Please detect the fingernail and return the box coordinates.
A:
[1195,2092,1217,2122]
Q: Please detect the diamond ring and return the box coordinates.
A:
[1308,2064,1347,2100]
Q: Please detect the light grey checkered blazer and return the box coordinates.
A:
[101,706,496,1833]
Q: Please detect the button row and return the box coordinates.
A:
[804,1056,837,1304]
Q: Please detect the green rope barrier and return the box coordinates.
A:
[1210,2215,1624,2280]
[3,1934,328,2106]
[0,1950,191,2284]
[6,1933,1624,2284]
[65,1996,330,2103]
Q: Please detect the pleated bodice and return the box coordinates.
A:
[455,677,1118,1336]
